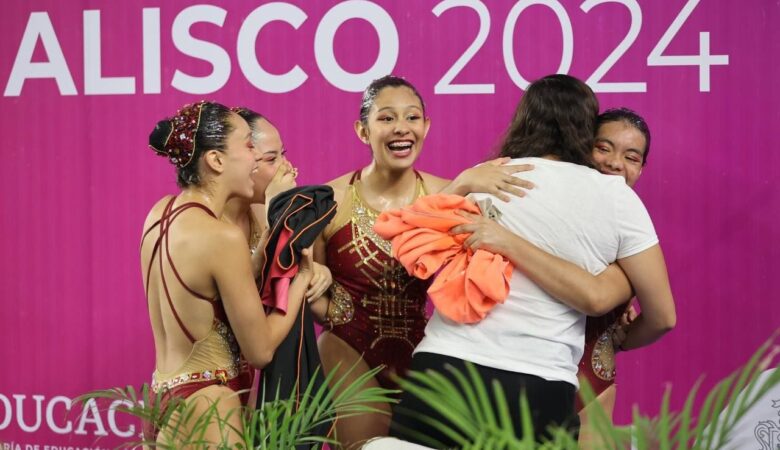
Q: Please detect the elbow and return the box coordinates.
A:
[583,293,617,317]
[646,307,677,338]
[657,309,677,334]
[245,348,274,369]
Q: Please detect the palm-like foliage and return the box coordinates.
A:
[394,333,780,449]
[77,334,779,449]
[78,364,398,449]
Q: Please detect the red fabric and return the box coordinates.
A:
[142,367,253,442]
[260,228,298,313]
[325,224,429,391]
[575,303,629,411]
[374,194,513,324]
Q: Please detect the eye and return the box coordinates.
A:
[377,116,393,122]
[407,115,420,121]
[596,146,610,153]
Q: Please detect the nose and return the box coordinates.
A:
[251,145,262,162]
[393,120,410,135]
[605,153,623,171]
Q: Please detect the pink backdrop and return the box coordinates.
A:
[1,0,778,447]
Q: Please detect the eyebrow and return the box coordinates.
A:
[376,105,423,113]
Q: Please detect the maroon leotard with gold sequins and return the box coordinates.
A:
[576,302,629,411]
[323,171,431,390]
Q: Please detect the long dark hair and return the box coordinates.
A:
[499,74,599,167]
[149,101,234,187]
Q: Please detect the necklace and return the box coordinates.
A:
[248,210,262,256]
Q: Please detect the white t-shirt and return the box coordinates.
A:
[415,157,659,387]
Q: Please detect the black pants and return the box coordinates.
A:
[389,352,579,448]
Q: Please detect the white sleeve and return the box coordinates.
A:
[614,185,659,259]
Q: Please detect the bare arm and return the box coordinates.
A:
[211,227,313,368]
[308,233,331,323]
[437,158,535,201]
[616,244,676,350]
[452,212,633,316]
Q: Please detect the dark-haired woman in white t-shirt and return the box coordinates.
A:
[390,75,675,447]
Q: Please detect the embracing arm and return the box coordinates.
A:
[503,236,633,316]
[453,212,633,316]
[436,158,535,201]
[211,227,313,368]
[616,244,676,350]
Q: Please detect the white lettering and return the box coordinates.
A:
[4,12,77,96]
[171,5,230,94]
[142,8,162,94]
[237,2,308,93]
[107,399,135,438]
[74,398,108,436]
[45,395,73,434]
[14,394,44,433]
[0,394,11,429]
[315,0,398,92]
[83,10,136,95]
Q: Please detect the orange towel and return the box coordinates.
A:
[374,194,514,323]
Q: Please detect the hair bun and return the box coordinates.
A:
[149,119,173,155]
[147,102,205,168]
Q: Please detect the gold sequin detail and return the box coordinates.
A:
[327,281,355,326]
[333,179,427,349]
[591,325,617,381]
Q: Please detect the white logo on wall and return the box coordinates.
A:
[754,399,780,450]
[0,393,138,438]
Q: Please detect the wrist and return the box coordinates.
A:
[447,176,469,196]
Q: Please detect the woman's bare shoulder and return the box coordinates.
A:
[418,171,451,192]
[325,172,356,202]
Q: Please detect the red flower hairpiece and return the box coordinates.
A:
[157,101,205,168]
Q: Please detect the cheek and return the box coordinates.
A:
[626,166,642,186]
[591,152,608,169]
[252,166,275,190]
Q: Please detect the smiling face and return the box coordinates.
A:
[592,120,647,187]
[355,85,430,172]
[248,118,286,203]
[219,112,260,198]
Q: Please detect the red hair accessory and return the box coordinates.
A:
[153,101,205,168]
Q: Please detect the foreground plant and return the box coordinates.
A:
[395,332,779,449]
[78,364,397,449]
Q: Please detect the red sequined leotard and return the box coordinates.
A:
[575,302,630,411]
[323,171,431,390]
[141,197,252,441]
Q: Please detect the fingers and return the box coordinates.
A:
[627,305,638,322]
[305,263,332,301]
[492,188,512,202]
[450,224,473,235]
[484,157,511,166]
[306,277,331,303]
[502,163,534,174]
[299,247,313,272]
[495,183,526,200]
[454,210,481,220]
[619,305,638,326]
[463,234,478,250]
[504,175,535,190]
